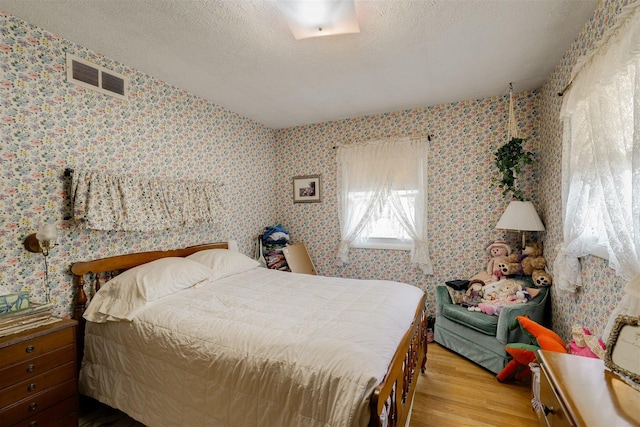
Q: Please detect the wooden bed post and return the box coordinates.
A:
[421,302,428,373]
[72,273,88,369]
[72,273,87,321]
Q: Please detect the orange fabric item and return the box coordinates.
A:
[497,316,567,382]
[497,343,538,382]
[516,315,567,352]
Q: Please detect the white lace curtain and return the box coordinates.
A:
[336,137,433,274]
[553,1,640,340]
[71,170,224,231]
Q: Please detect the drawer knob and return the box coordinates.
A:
[29,422,37,427]
[29,402,38,411]
[543,405,555,415]
[27,383,37,392]
[26,364,36,373]
[25,344,35,353]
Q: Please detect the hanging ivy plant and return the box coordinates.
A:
[493,137,534,201]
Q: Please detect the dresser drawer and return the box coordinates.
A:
[0,378,76,424]
[7,394,77,427]
[539,364,572,427]
[0,361,75,408]
[0,327,75,368]
[0,344,75,388]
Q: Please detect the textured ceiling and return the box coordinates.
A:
[0,0,599,129]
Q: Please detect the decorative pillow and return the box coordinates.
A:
[497,316,566,382]
[84,257,214,323]
[186,249,260,284]
[445,287,466,305]
[516,315,567,353]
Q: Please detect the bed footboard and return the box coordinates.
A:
[369,294,427,427]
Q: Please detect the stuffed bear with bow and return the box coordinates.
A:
[497,241,552,286]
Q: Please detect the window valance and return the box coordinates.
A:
[71,170,224,231]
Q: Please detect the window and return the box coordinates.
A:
[336,137,433,273]
[554,1,640,301]
[350,189,415,250]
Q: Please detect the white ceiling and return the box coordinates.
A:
[0,0,599,129]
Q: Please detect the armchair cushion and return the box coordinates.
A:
[441,304,498,335]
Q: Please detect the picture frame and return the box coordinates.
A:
[293,175,321,203]
[604,315,640,385]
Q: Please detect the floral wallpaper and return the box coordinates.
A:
[537,0,630,340]
[275,92,541,319]
[0,11,278,318]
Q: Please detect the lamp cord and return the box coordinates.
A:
[43,254,51,303]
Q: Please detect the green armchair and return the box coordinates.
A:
[434,282,549,374]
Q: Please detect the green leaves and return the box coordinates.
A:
[493,137,534,201]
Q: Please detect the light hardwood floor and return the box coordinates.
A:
[410,343,539,427]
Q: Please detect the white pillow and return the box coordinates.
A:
[186,249,260,283]
[83,257,214,323]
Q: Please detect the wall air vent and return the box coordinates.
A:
[66,53,128,100]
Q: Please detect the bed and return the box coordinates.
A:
[71,242,427,427]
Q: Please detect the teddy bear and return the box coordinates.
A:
[497,241,552,286]
[470,241,512,284]
[532,269,553,287]
[485,241,512,282]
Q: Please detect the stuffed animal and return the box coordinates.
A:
[482,279,522,301]
[486,241,512,282]
[569,325,606,359]
[532,269,553,287]
[496,315,567,382]
[464,280,484,303]
[471,241,512,284]
[463,280,485,311]
[476,279,533,315]
[497,241,552,286]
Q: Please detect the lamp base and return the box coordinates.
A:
[24,233,42,253]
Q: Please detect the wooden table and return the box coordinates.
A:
[537,349,640,426]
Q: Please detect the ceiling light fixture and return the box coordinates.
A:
[276,0,360,40]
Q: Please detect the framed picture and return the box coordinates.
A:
[604,315,640,385]
[293,175,321,203]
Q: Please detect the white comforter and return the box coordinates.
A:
[80,268,423,427]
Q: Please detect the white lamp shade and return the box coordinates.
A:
[36,222,58,242]
[495,201,545,231]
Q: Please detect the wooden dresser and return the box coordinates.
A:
[0,319,78,426]
[537,349,640,427]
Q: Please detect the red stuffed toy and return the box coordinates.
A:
[496,315,567,382]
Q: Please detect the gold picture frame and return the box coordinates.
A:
[604,315,640,385]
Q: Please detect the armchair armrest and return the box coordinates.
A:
[496,287,549,344]
[435,285,453,317]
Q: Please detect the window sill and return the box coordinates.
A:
[351,240,412,251]
[587,243,609,260]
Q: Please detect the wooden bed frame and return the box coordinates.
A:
[70,242,428,427]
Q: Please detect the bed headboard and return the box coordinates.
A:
[70,242,229,349]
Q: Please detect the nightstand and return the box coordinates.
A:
[537,349,640,426]
[0,319,78,426]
